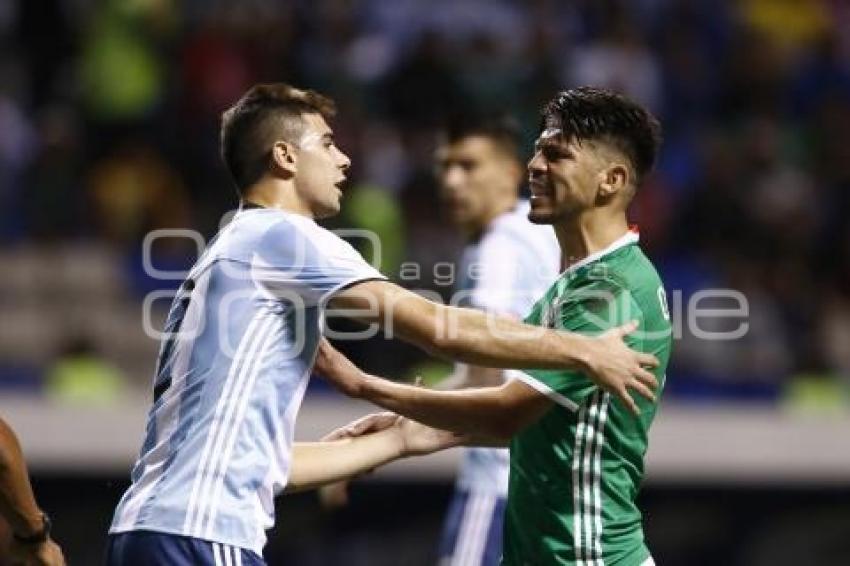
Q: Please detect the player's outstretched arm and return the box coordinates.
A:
[0,418,65,566]
[284,415,464,494]
[314,340,557,438]
[331,280,658,411]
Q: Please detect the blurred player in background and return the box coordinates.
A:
[105,83,657,565]
[0,417,65,566]
[315,86,671,566]
[433,115,559,565]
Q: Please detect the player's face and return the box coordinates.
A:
[292,113,351,219]
[435,136,519,232]
[526,129,602,224]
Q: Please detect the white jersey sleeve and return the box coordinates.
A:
[465,210,560,320]
[468,232,525,317]
[453,203,560,497]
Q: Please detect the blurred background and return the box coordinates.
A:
[1,0,850,564]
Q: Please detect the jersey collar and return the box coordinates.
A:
[239,200,266,211]
[561,229,640,275]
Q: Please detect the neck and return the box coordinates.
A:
[554,209,630,270]
[242,178,313,218]
[461,195,517,241]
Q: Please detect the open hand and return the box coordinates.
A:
[395,417,467,456]
[321,412,400,442]
[320,411,460,456]
[578,320,659,415]
[317,412,400,509]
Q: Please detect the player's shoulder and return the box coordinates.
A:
[575,241,660,289]
[616,244,666,294]
[258,210,356,253]
[220,208,358,266]
[559,245,651,307]
[571,244,668,323]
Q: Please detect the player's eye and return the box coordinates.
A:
[543,147,561,160]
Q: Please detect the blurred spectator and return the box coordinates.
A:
[87,144,191,247]
[21,106,85,241]
[0,92,36,242]
[79,0,168,123]
[741,0,831,56]
[568,5,662,111]
[381,31,464,128]
[45,338,126,406]
[1,0,849,403]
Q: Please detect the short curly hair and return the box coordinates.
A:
[541,87,662,184]
[221,83,337,192]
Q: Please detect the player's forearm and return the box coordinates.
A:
[0,419,45,536]
[339,282,591,372]
[423,305,592,371]
[357,376,516,439]
[465,366,505,388]
[434,365,503,392]
[284,429,404,493]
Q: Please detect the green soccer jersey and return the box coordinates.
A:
[503,232,672,566]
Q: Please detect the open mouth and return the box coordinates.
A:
[529,181,552,199]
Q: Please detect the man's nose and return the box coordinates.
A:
[527,151,545,178]
[442,166,465,191]
[336,148,351,171]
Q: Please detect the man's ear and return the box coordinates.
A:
[270,141,297,177]
[598,163,629,198]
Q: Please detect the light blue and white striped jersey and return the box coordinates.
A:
[110,207,385,555]
[453,201,560,496]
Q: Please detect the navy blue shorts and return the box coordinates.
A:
[105,531,266,566]
[437,490,506,566]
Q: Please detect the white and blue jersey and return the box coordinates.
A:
[110,206,384,556]
[439,201,559,566]
[452,201,559,497]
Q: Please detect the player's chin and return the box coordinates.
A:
[527,202,555,225]
[315,198,342,219]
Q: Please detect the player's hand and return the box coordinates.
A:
[322,412,401,440]
[9,538,66,566]
[577,320,659,415]
[395,417,467,456]
[317,412,400,509]
[313,339,366,398]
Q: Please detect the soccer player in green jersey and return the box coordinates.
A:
[315,86,671,566]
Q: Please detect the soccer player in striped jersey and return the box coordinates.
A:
[106,84,658,565]
[315,87,672,566]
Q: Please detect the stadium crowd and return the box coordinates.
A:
[1,0,850,403]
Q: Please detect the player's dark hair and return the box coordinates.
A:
[541,87,662,184]
[220,83,337,193]
[440,112,522,161]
